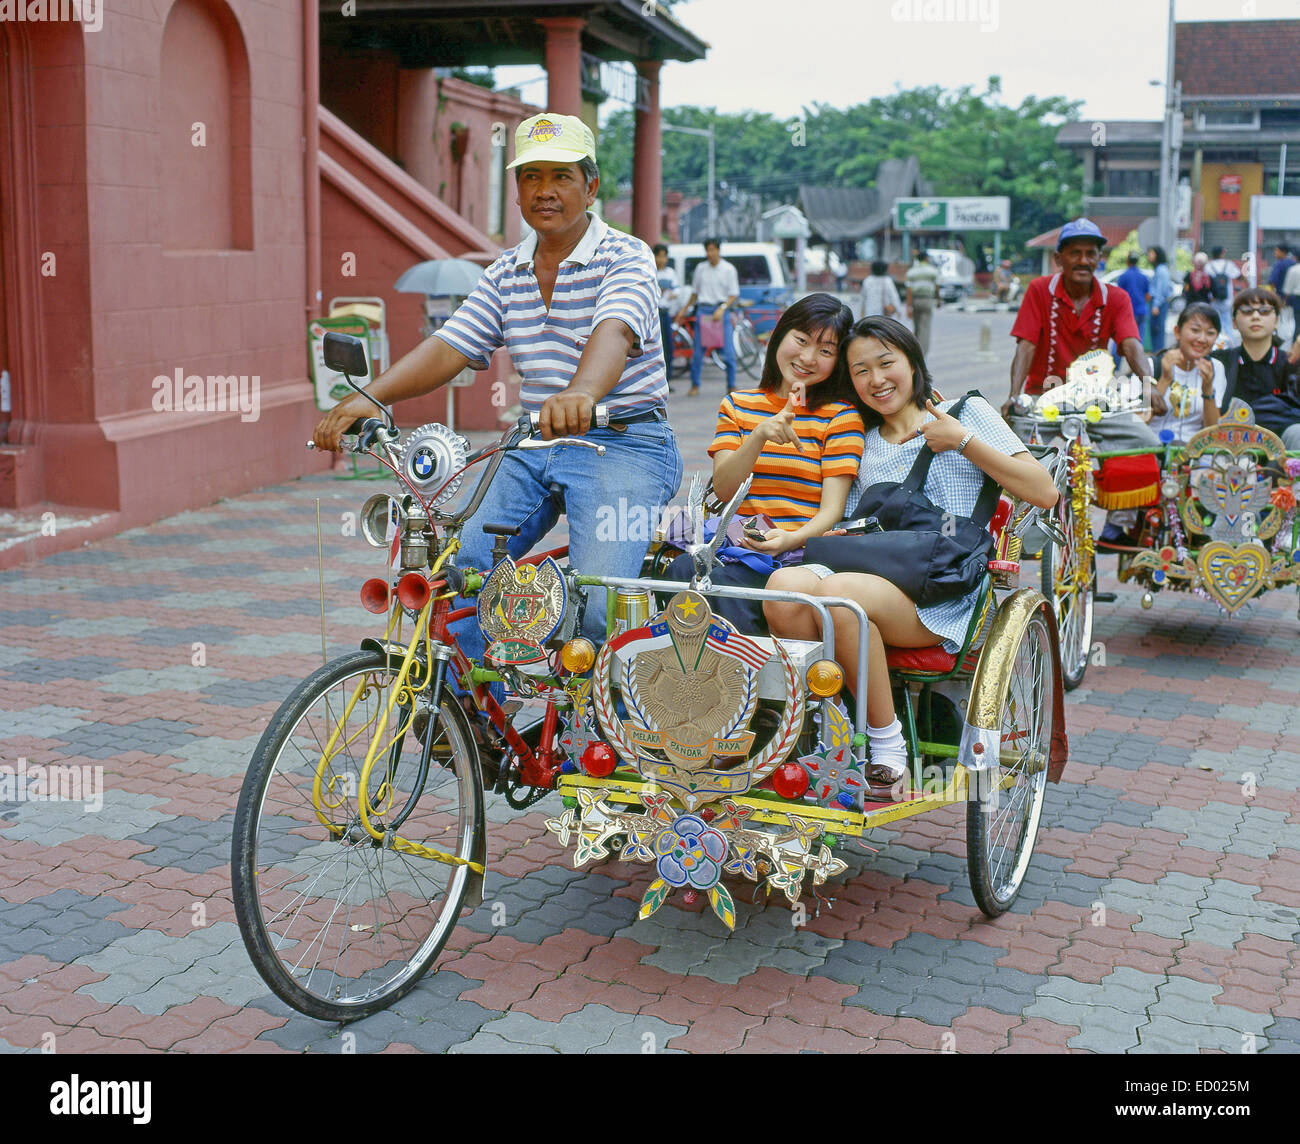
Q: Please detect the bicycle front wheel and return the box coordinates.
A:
[1041,463,1095,690]
[231,649,483,1022]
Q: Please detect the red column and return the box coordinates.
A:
[536,17,584,116]
[632,60,662,244]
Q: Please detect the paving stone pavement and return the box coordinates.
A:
[3,314,1299,1054]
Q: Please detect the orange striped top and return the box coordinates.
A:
[708,389,865,529]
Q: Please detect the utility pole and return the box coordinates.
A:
[1158,0,1179,256]
[663,123,715,237]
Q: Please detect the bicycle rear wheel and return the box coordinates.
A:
[231,649,483,1022]
[735,319,761,377]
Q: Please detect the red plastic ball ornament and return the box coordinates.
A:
[771,762,809,800]
[580,742,618,778]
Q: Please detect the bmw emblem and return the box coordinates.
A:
[411,447,436,480]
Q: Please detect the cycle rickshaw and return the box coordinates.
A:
[1020,351,1300,693]
[229,333,1070,1022]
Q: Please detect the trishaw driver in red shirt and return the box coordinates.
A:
[1003,218,1167,449]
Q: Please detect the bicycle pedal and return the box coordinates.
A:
[1094,591,1117,603]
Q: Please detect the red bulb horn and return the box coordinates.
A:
[360,578,391,614]
[396,572,432,611]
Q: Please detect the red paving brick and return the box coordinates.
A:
[512,974,652,1021]
[5,385,1300,1055]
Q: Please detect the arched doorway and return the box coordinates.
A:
[0,19,90,509]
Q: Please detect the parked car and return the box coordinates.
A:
[921,247,975,303]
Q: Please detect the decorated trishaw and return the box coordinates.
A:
[229,333,1070,1023]
[1019,350,1300,693]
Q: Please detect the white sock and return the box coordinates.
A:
[866,717,908,778]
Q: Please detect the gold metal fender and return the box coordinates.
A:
[959,587,1069,785]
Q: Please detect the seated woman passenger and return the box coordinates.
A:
[1149,302,1225,442]
[763,317,1057,797]
[666,293,863,633]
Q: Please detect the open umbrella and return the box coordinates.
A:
[394,258,485,296]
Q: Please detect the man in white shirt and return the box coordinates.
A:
[676,238,739,395]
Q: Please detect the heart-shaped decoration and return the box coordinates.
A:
[1198,541,1269,612]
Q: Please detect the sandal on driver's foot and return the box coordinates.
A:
[864,761,910,802]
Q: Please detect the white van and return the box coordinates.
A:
[667,242,792,333]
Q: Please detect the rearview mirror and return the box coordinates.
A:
[323,332,369,379]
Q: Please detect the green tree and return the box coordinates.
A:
[597,79,1085,258]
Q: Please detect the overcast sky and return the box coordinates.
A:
[498,0,1296,123]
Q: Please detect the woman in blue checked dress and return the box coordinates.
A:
[764,317,1058,797]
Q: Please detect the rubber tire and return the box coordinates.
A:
[231,649,480,1023]
[1040,493,1094,691]
[966,607,1053,917]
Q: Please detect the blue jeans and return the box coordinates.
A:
[659,309,676,378]
[690,307,735,390]
[1148,305,1167,352]
[449,416,684,663]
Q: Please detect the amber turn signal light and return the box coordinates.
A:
[806,658,844,697]
[560,638,597,674]
[360,578,391,614]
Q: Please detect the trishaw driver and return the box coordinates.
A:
[1002,217,1167,445]
[313,112,683,659]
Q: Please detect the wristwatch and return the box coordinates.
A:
[957,430,974,454]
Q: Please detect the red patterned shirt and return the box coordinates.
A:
[1010,273,1141,394]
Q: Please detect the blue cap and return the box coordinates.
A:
[1057,218,1106,249]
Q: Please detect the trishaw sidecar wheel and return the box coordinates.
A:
[1040,496,1094,691]
[231,649,482,1023]
[966,606,1053,917]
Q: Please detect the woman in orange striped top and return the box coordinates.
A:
[667,293,863,632]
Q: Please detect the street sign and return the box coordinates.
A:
[894,196,1010,231]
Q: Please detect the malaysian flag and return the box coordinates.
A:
[705,624,770,673]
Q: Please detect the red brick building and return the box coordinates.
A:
[0,0,704,564]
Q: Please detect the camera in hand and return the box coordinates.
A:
[836,516,883,536]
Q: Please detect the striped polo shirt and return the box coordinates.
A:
[431,213,667,415]
[708,389,865,528]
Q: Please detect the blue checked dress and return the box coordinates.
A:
[838,395,1027,653]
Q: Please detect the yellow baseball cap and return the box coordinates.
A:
[506,113,596,170]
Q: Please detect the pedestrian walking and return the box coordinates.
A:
[860,259,901,319]
[1205,246,1241,334]
[1146,245,1173,352]
[905,250,938,355]
[1268,243,1297,344]
[1116,251,1151,351]
[1282,257,1300,349]
[1184,251,1214,306]
[653,242,680,380]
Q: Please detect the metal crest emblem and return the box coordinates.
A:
[477,556,567,665]
[591,590,804,812]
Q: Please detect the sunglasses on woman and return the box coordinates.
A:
[1235,305,1277,317]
